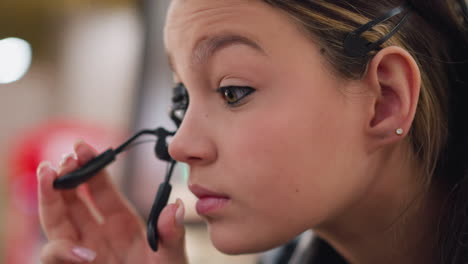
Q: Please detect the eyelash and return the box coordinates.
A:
[216,86,256,106]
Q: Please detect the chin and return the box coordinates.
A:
[207,221,290,255]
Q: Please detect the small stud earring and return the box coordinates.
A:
[396,128,404,136]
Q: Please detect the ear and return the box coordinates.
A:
[363,46,421,152]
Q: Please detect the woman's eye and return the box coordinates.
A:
[217,86,255,106]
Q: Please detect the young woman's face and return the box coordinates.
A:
[165,0,374,254]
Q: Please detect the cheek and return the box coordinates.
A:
[230,100,364,202]
[209,109,363,253]
[208,83,372,253]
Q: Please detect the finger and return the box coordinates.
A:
[57,154,85,206]
[156,198,187,263]
[73,141,141,219]
[58,154,100,230]
[38,162,78,241]
[40,240,97,264]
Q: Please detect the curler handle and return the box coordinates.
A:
[147,181,172,251]
[53,149,116,189]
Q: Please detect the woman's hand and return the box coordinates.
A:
[37,141,188,264]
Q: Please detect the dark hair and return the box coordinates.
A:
[262,0,468,263]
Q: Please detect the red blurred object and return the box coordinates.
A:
[4,119,124,264]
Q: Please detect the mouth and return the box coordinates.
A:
[189,184,231,215]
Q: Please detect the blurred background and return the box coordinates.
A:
[0,0,258,263]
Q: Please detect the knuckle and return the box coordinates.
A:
[40,243,55,263]
[39,240,72,264]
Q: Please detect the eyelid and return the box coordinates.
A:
[219,77,252,88]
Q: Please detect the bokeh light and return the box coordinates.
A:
[0,37,32,84]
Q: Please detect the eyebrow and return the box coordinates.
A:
[167,33,267,72]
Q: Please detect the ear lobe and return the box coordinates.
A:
[364,46,421,150]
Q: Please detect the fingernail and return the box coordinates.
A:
[74,140,86,153]
[74,139,85,147]
[37,161,52,177]
[72,247,96,262]
[59,153,75,167]
[175,198,185,226]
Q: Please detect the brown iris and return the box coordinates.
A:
[224,89,239,104]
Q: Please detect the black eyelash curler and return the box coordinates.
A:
[53,83,188,252]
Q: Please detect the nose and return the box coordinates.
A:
[168,110,217,166]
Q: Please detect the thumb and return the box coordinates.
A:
[156,198,188,263]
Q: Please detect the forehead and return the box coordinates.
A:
[165,0,266,31]
[164,0,271,44]
[163,0,302,71]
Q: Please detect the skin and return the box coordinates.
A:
[38,0,440,263]
[165,0,439,263]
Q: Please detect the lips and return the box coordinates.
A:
[189,184,230,215]
[189,184,229,199]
